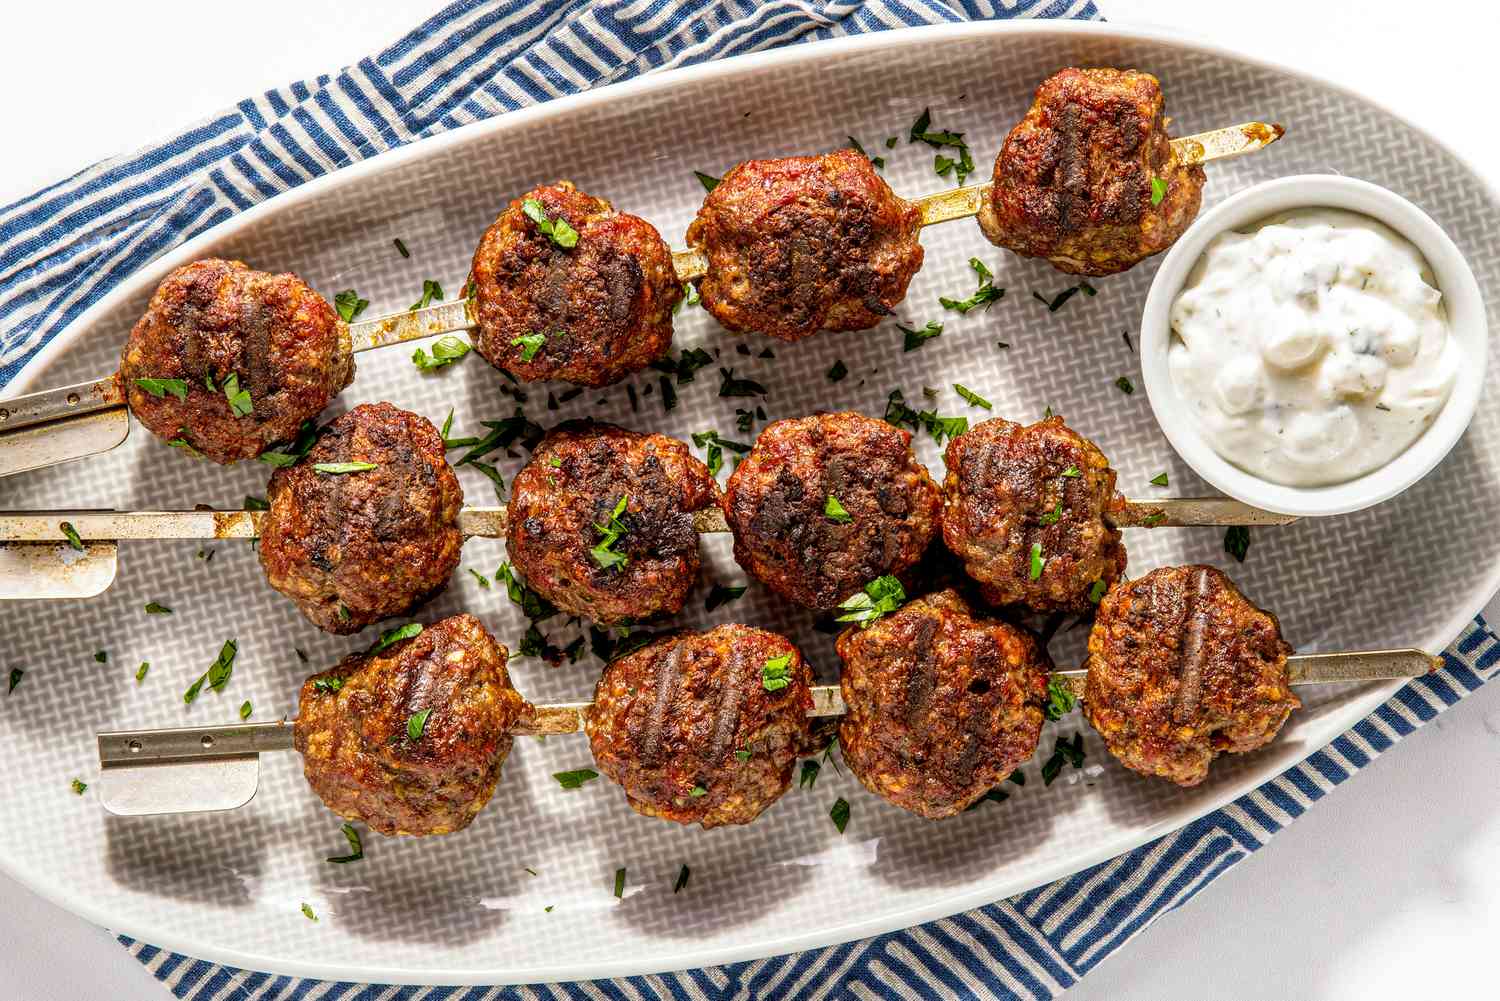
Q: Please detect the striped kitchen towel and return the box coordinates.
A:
[8,0,1496,998]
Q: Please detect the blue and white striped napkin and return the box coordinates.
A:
[7,2,1497,998]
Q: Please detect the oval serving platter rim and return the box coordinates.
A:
[2,18,1495,986]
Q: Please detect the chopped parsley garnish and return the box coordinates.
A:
[651,347,714,384]
[1150,472,1168,487]
[827,359,849,383]
[836,574,906,627]
[134,378,189,401]
[1028,542,1044,580]
[590,495,631,571]
[954,384,991,410]
[823,494,853,524]
[454,408,544,465]
[371,622,422,654]
[846,135,884,169]
[183,639,237,704]
[521,199,579,248]
[1041,733,1086,785]
[409,279,444,312]
[909,108,975,184]
[239,700,252,720]
[717,367,767,398]
[1060,465,1081,478]
[468,568,491,589]
[327,823,364,864]
[659,376,678,412]
[674,282,701,313]
[393,237,410,258]
[313,676,344,695]
[761,653,793,692]
[71,779,88,795]
[412,335,471,370]
[333,290,369,323]
[799,759,820,789]
[1032,282,1097,312]
[301,903,318,922]
[1089,579,1108,603]
[406,707,432,741]
[1114,376,1135,395]
[471,461,505,501]
[312,461,377,474]
[705,584,748,612]
[689,785,707,798]
[1038,500,1064,527]
[900,319,943,352]
[553,768,599,789]
[94,650,108,663]
[59,521,84,552]
[694,171,721,192]
[1150,176,1168,207]
[497,562,558,621]
[512,332,546,362]
[259,420,323,467]
[296,647,309,662]
[7,668,21,694]
[1224,525,1251,563]
[674,865,691,893]
[243,495,270,511]
[1122,330,1135,352]
[613,867,627,899]
[734,749,752,762]
[1044,677,1077,721]
[690,429,751,478]
[941,258,1005,314]
[883,389,966,444]
[144,601,173,615]
[830,796,851,834]
[135,662,148,683]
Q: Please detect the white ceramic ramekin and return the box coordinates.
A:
[1139,174,1487,517]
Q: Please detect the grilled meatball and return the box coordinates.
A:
[686,150,924,341]
[259,403,464,634]
[942,415,1126,613]
[120,258,352,463]
[469,181,680,387]
[723,412,942,610]
[1083,565,1298,787]
[586,624,813,828]
[505,421,719,625]
[837,590,1051,818]
[977,68,1206,276]
[295,613,530,837]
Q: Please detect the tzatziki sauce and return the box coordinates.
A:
[1167,208,1459,487]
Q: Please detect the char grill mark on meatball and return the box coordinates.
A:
[585,624,813,828]
[977,68,1206,276]
[685,149,924,342]
[837,590,1052,819]
[294,613,531,837]
[259,402,464,634]
[1083,565,1298,787]
[941,415,1126,613]
[723,412,942,610]
[505,421,719,625]
[469,181,680,387]
[120,258,352,463]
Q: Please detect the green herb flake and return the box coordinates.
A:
[846,135,885,169]
[830,797,851,834]
[512,332,546,362]
[1225,525,1251,563]
[1038,500,1064,527]
[333,289,369,323]
[674,864,691,894]
[1044,676,1077,721]
[823,494,853,524]
[689,785,707,798]
[327,822,365,864]
[71,778,88,795]
[954,384,992,410]
[243,495,270,511]
[705,584,748,612]
[1088,579,1108,604]
[1150,472,1169,487]
[409,278,444,312]
[899,319,943,352]
[301,902,319,922]
[144,601,173,615]
[134,377,190,402]
[135,661,149,683]
[94,650,108,663]
[717,367,767,398]
[1028,542,1044,580]
[313,676,344,695]
[613,867,627,899]
[239,700,252,721]
[553,768,599,789]
[312,461,377,474]
[521,199,579,248]
[59,521,85,552]
[761,653,793,692]
[393,238,410,258]
[590,495,631,571]
[1041,733,1086,786]
[221,372,253,418]
[468,568,491,589]
[694,171,721,193]
[6,668,21,694]
[471,460,506,502]
[371,622,423,654]
[183,638,237,704]
[1060,465,1081,478]
[412,334,472,371]
[1114,375,1135,395]
[827,359,849,383]
[406,707,433,741]
[1033,283,1096,312]
[836,574,907,627]
[734,749,752,763]
[799,759,820,789]
[1151,176,1169,207]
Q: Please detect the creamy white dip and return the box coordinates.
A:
[1167,208,1459,487]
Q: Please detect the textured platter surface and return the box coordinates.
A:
[1,21,1497,985]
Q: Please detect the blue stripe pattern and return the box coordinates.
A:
[17,1,1495,998]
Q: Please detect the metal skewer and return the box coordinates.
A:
[0,121,1283,479]
[92,645,1432,818]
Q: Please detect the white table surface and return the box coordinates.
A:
[1,2,1496,998]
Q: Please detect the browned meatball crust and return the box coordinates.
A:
[837,590,1051,819]
[685,150,924,341]
[505,421,719,625]
[294,614,530,837]
[977,68,1206,276]
[723,412,942,610]
[120,258,352,463]
[1083,565,1298,787]
[942,415,1126,613]
[259,403,464,634]
[586,624,813,828]
[469,181,681,387]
